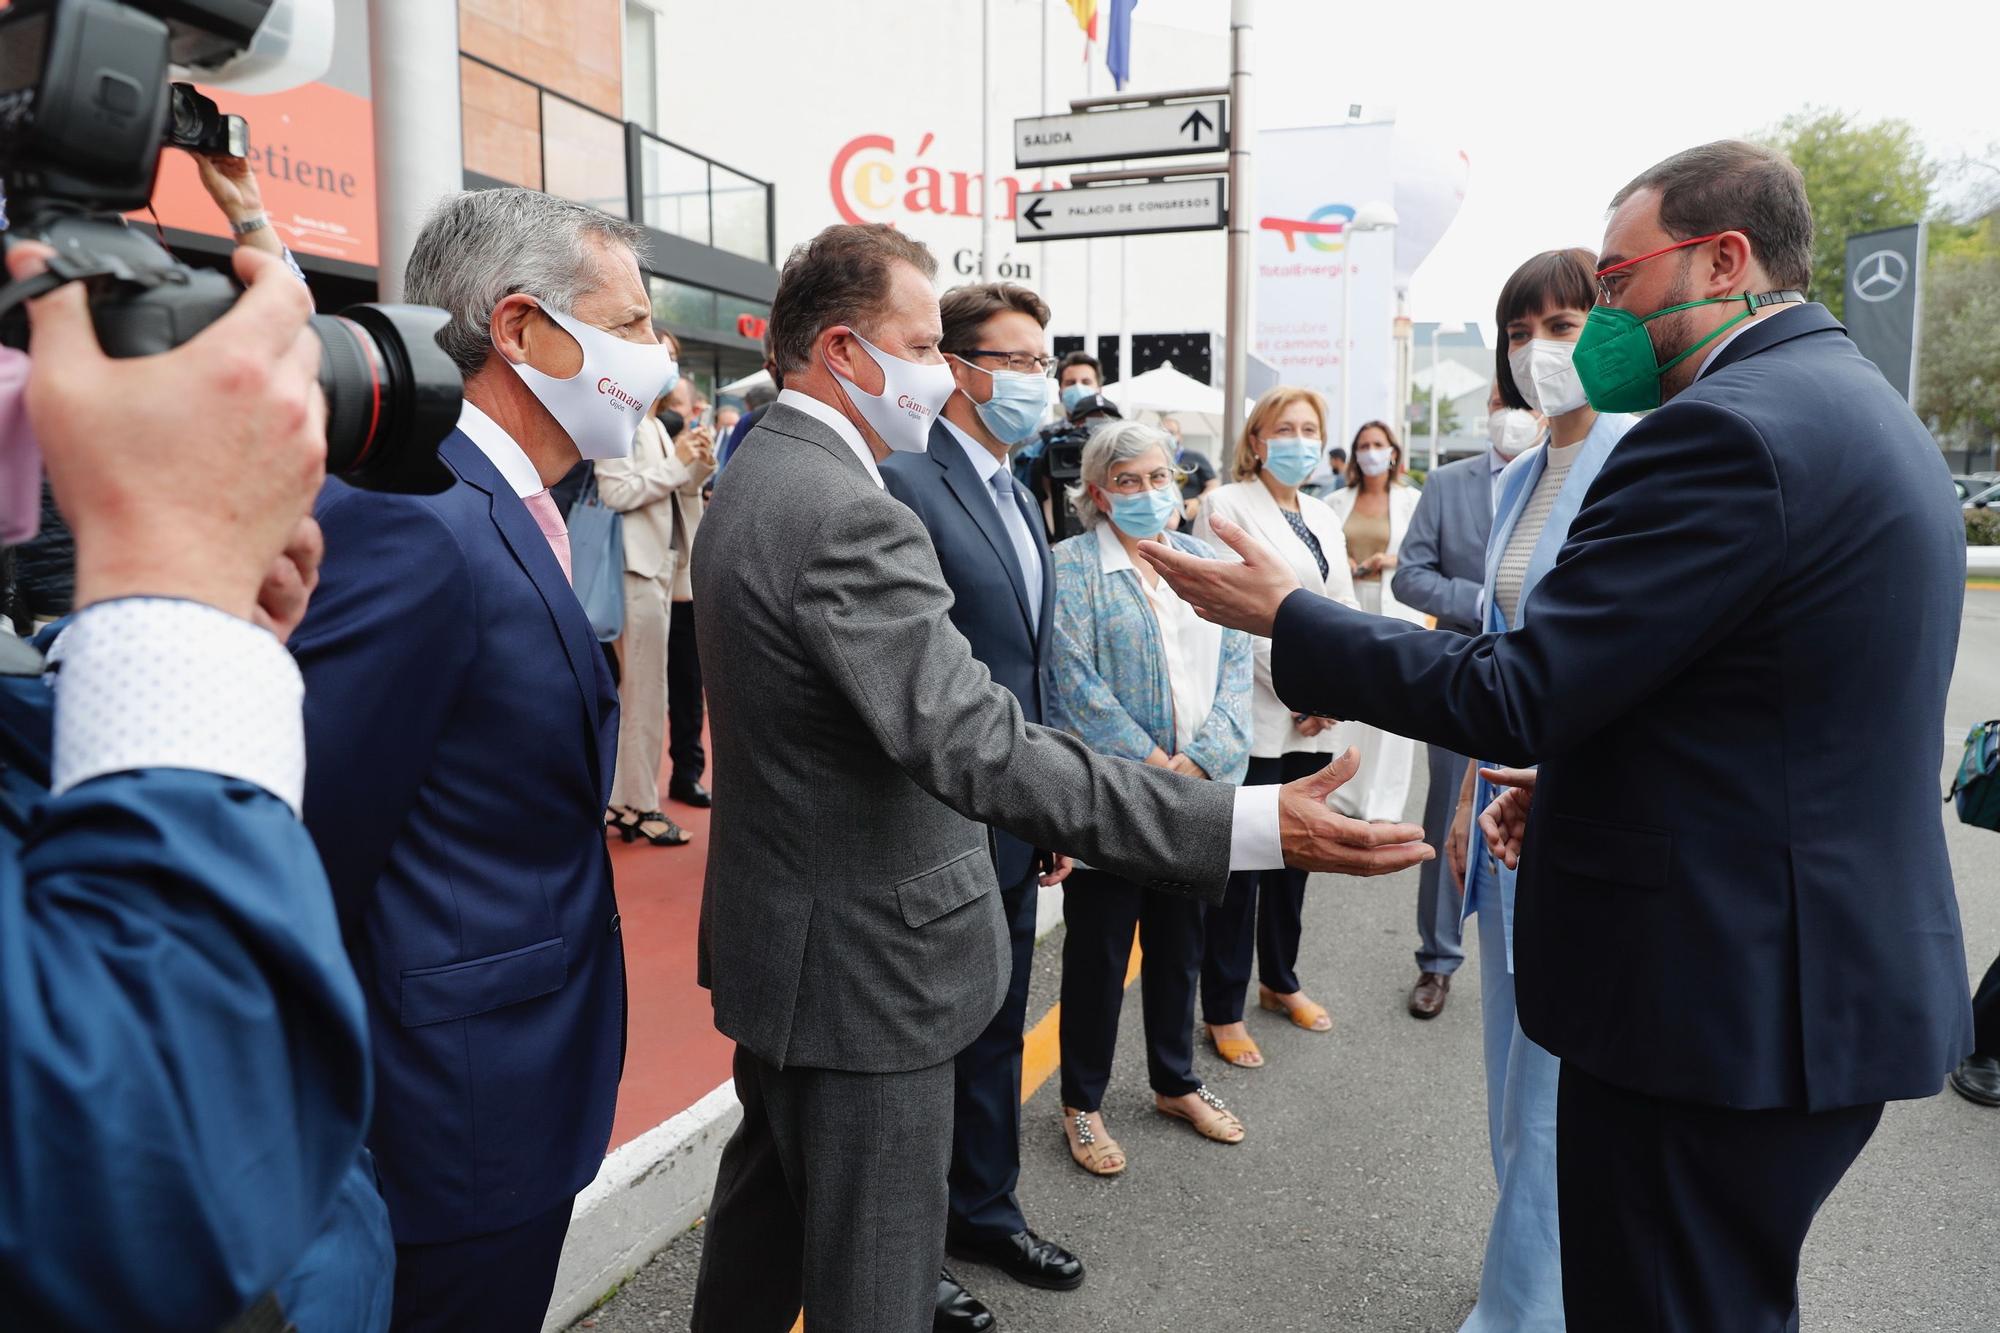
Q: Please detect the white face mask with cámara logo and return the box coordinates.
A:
[829,328,958,454]
[509,303,679,461]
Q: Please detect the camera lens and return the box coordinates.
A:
[311,304,462,494]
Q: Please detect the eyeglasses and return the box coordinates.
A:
[954,349,1058,376]
[1594,232,1725,305]
[1104,467,1187,493]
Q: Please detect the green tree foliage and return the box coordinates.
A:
[1411,386,1460,439]
[1920,211,2000,446]
[1758,108,1934,321]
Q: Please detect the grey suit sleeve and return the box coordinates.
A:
[1392,476,1482,627]
[794,491,1234,901]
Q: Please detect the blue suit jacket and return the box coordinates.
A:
[1392,450,1495,633]
[0,641,384,1329]
[292,429,626,1244]
[1272,305,1970,1111]
[881,421,1055,886]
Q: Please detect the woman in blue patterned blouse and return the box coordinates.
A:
[1046,421,1256,1178]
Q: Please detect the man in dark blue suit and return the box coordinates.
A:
[292,189,678,1332]
[1139,141,1970,1331]
[881,281,1082,1331]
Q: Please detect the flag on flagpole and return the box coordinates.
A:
[1067,0,1098,44]
[1106,0,1138,89]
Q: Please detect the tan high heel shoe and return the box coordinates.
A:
[1061,1106,1126,1176]
[1259,985,1333,1033]
[1155,1087,1245,1144]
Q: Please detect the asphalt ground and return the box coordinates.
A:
[574,590,2000,1332]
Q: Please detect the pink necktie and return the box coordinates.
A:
[523,489,573,584]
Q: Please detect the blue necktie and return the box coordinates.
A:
[989,468,1041,633]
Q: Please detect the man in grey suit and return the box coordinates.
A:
[1391,395,1519,1019]
[688,222,1434,1333]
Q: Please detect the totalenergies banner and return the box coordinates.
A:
[1255,123,1398,435]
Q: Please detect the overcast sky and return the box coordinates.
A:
[1131,0,1998,335]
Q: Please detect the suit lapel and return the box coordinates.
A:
[932,424,1038,642]
[1700,302,1841,380]
[442,433,605,775]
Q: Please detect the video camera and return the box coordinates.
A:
[0,0,460,493]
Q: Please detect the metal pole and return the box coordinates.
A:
[368,0,463,302]
[1429,325,1441,463]
[980,0,995,280]
[1118,235,1131,385]
[1222,0,1253,455]
[1908,219,1928,409]
[1082,53,1097,370]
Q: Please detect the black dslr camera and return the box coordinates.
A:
[0,0,460,493]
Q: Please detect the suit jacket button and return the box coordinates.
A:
[609,913,622,935]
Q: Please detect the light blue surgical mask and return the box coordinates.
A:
[1107,484,1179,539]
[956,356,1054,445]
[1263,437,1321,488]
[1061,383,1095,413]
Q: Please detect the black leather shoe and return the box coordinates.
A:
[935,1268,995,1331]
[1950,1054,2000,1107]
[947,1227,1085,1292]
[668,778,712,808]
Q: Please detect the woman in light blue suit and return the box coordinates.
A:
[1451,250,1639,1332]
[1046,420,1256,1178]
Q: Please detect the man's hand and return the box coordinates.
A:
[1294,714,1335,739]
[1037,853,1074,888]
[1277,747,1434,875]
[1447,793,1472,892]
[10,242,327,624]
[1476,767,1538,870]
[194,153,282,257]
[251,517,324,645]
[1135,515,1301,637]
[1167,753,1208,779]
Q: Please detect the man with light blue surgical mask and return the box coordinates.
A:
[880,281,1084,1332]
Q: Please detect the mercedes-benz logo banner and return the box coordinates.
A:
[1844,223,1925,403]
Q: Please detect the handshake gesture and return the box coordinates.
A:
[1278,748,1433,876]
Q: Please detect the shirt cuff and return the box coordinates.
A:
[1227,782,1284,871]
[45,598,306,816]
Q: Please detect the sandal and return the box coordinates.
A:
[1156,1086,1245,1144]
[1205,1023,1264,1069]
[1259,985,1333,1033]
[1061,1107,1126,1177]
[611,807,693,847]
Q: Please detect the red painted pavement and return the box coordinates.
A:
[604,731,735,1150]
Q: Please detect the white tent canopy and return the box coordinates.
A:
[717,368,773,397]
[1101,361,1226,416]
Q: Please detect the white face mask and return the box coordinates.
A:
[1486,408,1542,459]
[830,329,958,454]
[1507,338,1587,418]
[509,303,680,462]
[1355,446,1393,477]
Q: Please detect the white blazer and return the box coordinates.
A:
[1197,479,1358,757]
[1326,481,1427,627]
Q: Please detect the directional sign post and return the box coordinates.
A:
[1015,99,1228,169]
[1014,177,1227,244]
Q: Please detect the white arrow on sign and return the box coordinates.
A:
[1014,177,1227,243]
[1015,99,1228,169]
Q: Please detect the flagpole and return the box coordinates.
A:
[1082,47,1097,371]
[980,0,995,281]
[1222,0,1253,454]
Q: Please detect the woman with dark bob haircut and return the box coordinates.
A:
[1450,248,1642,1332]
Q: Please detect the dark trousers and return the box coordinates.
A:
[949,868,1038,1240]
[693,1046,953,1333]
[1556,1062,1882,1332]
[1058,866,1205,1110]
[1972,949,2000,1057]
[389,1194,576,1333]
[666,598,705,786]
[1201,752,1317,1023]
[1414,743,1470,974]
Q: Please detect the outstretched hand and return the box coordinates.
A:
[1277,748,1434,876]
[1136,515,1300,637]
[1476,767,1538,870]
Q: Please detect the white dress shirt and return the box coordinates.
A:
[456,399,544,499]
[46,598,307,816]
[941,416,1042,628]
[1091,523,1283,870]
[776,388,883,488]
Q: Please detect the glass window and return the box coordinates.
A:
[638,136,711,245]
[541,93,628,219]
[649,275,717,330]
[715,293,771,340]
[710,163,770,263]
[623,2,658,132]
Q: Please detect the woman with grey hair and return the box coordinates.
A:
[1046,421,1257,1175]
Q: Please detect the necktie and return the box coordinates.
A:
[989,468,1041,633]
[523,488,573,584]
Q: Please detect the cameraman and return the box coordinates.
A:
[0,238,389,1330]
